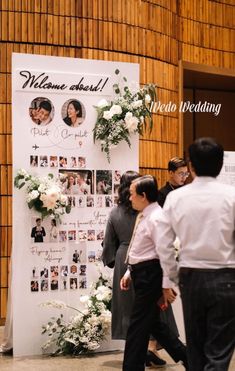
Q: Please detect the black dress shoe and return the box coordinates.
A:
[145,350,166,367]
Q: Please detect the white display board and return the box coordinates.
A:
[218,151,235,186]
[12,53,139,356]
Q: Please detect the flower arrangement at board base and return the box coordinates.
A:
[14,169,71,222]
[41,272,112,355]
[93,69,157,162]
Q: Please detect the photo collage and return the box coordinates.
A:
[30,261,87,293]
[30,166,122,293]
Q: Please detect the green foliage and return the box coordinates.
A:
[93,71,157,162]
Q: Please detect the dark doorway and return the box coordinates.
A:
[181,62,235,159]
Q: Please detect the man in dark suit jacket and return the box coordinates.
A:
[158,157,188,207]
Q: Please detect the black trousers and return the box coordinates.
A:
[179,268,235,371]
[123,260,187,371]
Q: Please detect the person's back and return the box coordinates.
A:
[157,137,235,371]
[102,181,138,340]
[164,178,235,269]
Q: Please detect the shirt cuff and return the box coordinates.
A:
[162,275,178,288]
[123,268,131,279]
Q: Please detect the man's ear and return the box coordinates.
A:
[189,162,196,179]
[142,192,147,201]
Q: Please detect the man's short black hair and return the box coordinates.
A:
[168,157,187,172]
[39,100,52,113]
[133,175,158,203]
[189,137,224,177]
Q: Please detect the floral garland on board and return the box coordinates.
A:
[14,169,71,222]
[93,69,157,162]
[41,272,112,355]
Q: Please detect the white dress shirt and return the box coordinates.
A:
[156,176,235,288]
[128,202,162,264]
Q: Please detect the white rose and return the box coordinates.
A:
[103,110,113,120]
[87,341,100,350]
[131,100,142,109]
[38,184,47,193]
[145,94,151,104]
[97,99,109,108]
[30,190,39,199]
[88,315,100,326]
[18,169,28,177]
[110,104,122,115]
[100,310,112,324]
[124,112,139,133]
[80,295,90,303]
[60,194,67,203]
[96,293,105,301]
[84,322,91,331]
[72,314,83,325]
[40,194,57,210]
[46,187,59,200]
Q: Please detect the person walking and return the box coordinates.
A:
[157,137,235,371]
[120,175,188,371]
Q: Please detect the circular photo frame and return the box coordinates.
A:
[29,97,54,126]
[61,99,86,128]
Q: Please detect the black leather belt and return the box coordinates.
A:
[128,259,159,272]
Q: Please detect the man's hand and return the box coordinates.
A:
[120,275,131,291]
[163,288,177,307]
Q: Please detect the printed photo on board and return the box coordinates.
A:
[30,155,38,167]
[41,279,48,291]
[61,99,86,127]
[49,156,58,167]
[96,170,112,194]
[60,278,68,291]
[59,170,94,195]
[31,218,46,243]
[70,243,86,264]
[29,97,54,126]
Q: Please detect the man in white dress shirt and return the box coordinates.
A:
[120,175,188,371]
[157,137,235,371]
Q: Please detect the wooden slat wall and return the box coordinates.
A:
[0,0,234,322]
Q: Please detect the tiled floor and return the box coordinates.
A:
[0,327,234,370]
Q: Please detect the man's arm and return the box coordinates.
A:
[120,267,132,291]
[154,204,179,288]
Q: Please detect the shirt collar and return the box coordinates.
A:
[193,176,217,183]
[142,201,159,217]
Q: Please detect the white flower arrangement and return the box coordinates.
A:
[93,69,157,162]
[41,272,112,355]
[14,169,71,221]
